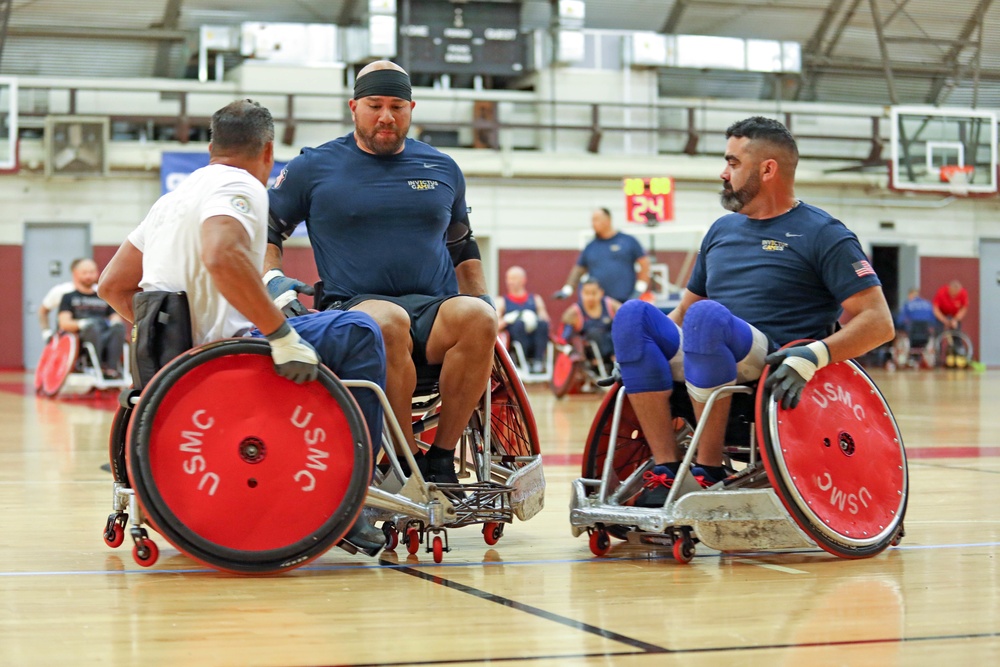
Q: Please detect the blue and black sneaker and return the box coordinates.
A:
[635,465,675,508]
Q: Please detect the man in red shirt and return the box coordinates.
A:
[932,280,969,330]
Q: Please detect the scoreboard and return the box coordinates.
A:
[398,0,529,76]
[624,177,675,224]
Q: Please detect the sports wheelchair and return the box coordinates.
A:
[887,321,938,370]
[938,328,974,369]
[35,331,131,398]
[570,346,908,563]
[499,329,554,383]
[103,337,543,573]
[550,333,613,398]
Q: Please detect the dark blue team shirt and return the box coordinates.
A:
[268,133,468,300]
[687,203,881,345]
[577,232,645,302]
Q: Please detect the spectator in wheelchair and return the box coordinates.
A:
[610,116,894,507]
[554,207,650,304]
[39,277,75,342]
[932,279,968,331]
[896,288,939,342]
[560,278,619,364]
[98,99,389,554]
[57,258,127,379]
[266,61,497,492]
[497,266,551,374]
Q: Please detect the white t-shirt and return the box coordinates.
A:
[41,281,75,311]
[128,163,269,345]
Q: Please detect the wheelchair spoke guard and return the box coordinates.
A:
[757,358,908,558]
[127,339,372,573]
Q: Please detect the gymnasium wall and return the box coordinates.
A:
[2,150,997,369]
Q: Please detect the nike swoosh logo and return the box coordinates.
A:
[785,233,803,237]
[423,163,437,168]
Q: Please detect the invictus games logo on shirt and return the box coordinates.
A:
[761,239,788,251]
[231,196,251,214]
[408,180,438,190]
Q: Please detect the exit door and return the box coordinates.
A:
[22,223,91,369]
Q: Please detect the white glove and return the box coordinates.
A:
[41,328,53,342]
[553,285,574,300]
[502,311,520,325]
[521,309,538,333]
[77,318,99,332]
[265,321,320,383]
[634,279,649,294]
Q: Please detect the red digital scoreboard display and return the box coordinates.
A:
[624,177,674,224]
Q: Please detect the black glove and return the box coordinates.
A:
[764,342,829,410]
[596,361,622,387]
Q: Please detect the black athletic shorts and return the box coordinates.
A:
[326,293,462,367]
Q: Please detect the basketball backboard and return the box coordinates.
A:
[0,77,17,173]
[890,106,997,195]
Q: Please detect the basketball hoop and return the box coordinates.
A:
[939,164,974,196]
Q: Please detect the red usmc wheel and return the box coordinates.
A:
[756,346,908,559]
[126,339,372,574]
[38,333,78,397]
[550,347,584,398]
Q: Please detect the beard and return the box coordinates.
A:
[356,123,407,155]
[720,171,761,212]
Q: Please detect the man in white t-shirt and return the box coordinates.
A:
[38,279,75,341]
[98,99,388,555]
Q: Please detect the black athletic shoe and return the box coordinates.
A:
[418,452,466,500]
[635,465,675,508]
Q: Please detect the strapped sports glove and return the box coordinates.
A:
[633,279,649,295]
[263,269,313,318]
[77,318,100,332]
[763,341,830,410]
[265,321,320,384]
[502,310,520,325]
[41,328,53,342]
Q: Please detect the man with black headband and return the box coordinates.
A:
[266,61,497,494]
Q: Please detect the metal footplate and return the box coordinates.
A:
[570,481,814,552]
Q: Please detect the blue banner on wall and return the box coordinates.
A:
[160,152,306,236]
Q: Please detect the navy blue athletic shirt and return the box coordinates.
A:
[687,202,881,345]
[268,133,469,299]
[577,232,645,303]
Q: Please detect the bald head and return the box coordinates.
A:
[357,60,407,78]
[506,266,527,293]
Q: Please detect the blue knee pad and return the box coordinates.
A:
[612,300,680,393]
[682,300,753,389]
[282,311,387,456]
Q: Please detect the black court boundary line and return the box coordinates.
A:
[393,564,667,653]
[326,629,1000,667]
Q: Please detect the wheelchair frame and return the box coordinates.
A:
[570,359,908,563]
[36,331,132,397]
[104,338,544,570]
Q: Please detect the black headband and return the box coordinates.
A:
[354,69,412,101]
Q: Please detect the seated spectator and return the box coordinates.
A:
[57,258,126,379]
[497,266,551,374]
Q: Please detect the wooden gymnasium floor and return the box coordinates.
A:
[1,366,999,666]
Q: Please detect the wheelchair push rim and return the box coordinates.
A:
[756,354,908,558]
[126,339,372,574]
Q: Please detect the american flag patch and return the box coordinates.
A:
[852,260,876,277]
